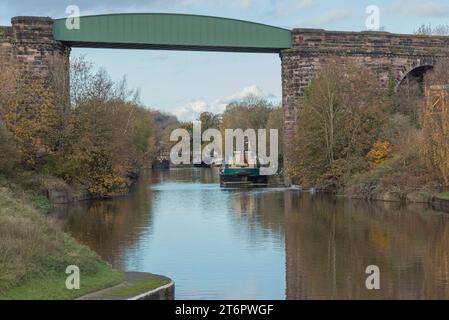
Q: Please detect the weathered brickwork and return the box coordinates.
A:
[12,17,70,85]
[0,17,70,97]
[0,26,13,64]
[281,29,449,179]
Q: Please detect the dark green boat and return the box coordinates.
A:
[219,152,268,186]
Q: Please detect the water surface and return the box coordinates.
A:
[52,168,449,299]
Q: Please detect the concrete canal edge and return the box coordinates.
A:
[77,272,175,300]
[128,281,175,300]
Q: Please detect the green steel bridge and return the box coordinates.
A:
[52,13,292,53]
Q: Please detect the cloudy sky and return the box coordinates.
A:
[1,0,449,120]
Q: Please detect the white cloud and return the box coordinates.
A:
[173,100,209,122]
[241,0,252,9]
[275,0,320,17]
[298,8,352,26]
[223,84,275,102]
[391,0,449,18]
[173,85,277,121]
[315,9,352,24]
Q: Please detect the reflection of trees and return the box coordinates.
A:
[52,172,155,269]
[285,193,449,299]
[226,189,285,244]
[162,168,220,184]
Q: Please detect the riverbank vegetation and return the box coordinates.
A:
[288,58,449,202]
[0,182,123,299]
[0,57,164,198]
[0,55,180,299]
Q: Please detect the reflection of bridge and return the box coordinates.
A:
[2,14,449,176]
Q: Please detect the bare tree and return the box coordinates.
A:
[415,24,449,36]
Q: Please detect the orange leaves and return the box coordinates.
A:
[0,57,156,198]
[367,140,391,167]
[0,65,62,170]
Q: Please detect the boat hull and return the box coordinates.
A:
[219,167,268,186]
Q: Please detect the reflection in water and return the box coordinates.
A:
[284,193,449,299]
[52,168,449,299]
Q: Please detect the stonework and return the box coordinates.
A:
[0,27,13,63]
[280,29,449,177]
[0,16,70,95]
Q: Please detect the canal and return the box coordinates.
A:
[51,168,449,299]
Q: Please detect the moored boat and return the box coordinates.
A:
[219,151,268,187]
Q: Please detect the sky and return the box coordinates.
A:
[1,0,449,120]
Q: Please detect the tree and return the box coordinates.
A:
[199,112,221,131]
[0,63,63,170]
[222,95,274,130]
[48,57,156,196]
[394,77,425,125]
[0,56,158,197]
[422,61,449,184]
[415,24,449,36]
[290,59,386,189]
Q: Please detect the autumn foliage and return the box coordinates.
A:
[289,60,386,189]
[422,62,449,184]
[0,57,157,197]
[367,140,391,167]
[289,58,449,198]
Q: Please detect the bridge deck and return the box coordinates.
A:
[53,13,292,53]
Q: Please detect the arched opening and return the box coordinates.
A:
[395,65,434,123]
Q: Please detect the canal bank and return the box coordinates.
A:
[0,181,123,300]
[77,272,174,300]
[289,180,449,207]
[0,173,175,300]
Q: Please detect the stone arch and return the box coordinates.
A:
[394,60,438,122]
[395,58,436,92]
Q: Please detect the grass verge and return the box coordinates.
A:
[0,262,123,300]
[0,184,123,300]
[105,274,170,299]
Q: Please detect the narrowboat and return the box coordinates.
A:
[219,151,268,186]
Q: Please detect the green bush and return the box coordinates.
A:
[44,157,82,184]
[32,195,51,213]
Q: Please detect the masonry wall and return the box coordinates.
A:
[0,26,13,64]
[0,17,70,105]
[12,17,70,86]
[281,29,449,182]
